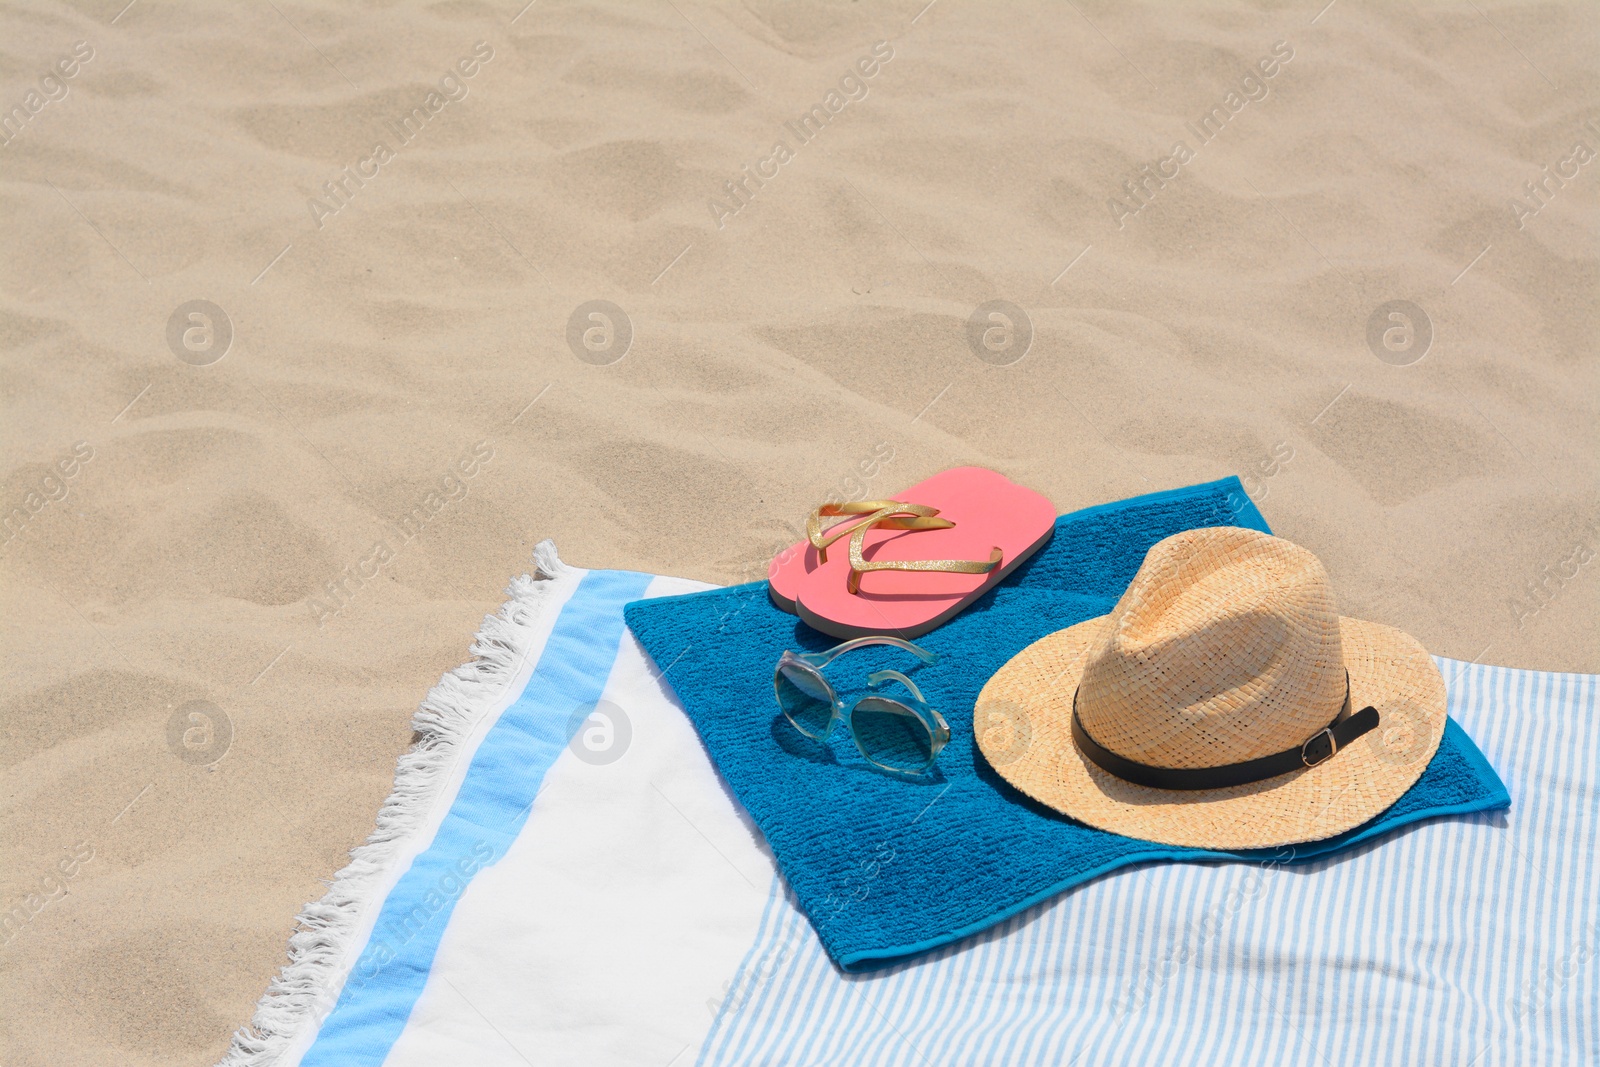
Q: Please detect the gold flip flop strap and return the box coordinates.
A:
[806,501,954,563]
[846,516,1002,595]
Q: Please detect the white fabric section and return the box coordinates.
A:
[384,575,776,1067]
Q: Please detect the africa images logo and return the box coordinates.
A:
[0,40,94,149]
[706,41,895,230]
[1105,41,1295,229]
[305,42,495,230]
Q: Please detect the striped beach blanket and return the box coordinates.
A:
[221,544,1598,1067]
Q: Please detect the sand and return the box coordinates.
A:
[1,1,1595,1063]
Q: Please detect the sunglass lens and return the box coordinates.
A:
[776,663,834,739]
[852,698,937,773]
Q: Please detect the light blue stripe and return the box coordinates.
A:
[809,951,875,1064]
[302,568,652,1067]
[862,924,933,1065]
[989,887,1051,1064]
[950,910,1023,1061]
[699,661,1593,1066]
[694,872,782,1067]
[770,922,837,1063]
[717,885,805,1065]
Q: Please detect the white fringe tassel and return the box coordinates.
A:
[216,540,575,1067]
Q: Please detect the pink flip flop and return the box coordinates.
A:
[768,493,954,613]
[771,467,1055,640]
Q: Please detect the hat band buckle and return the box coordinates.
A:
[1300,727,1338,768]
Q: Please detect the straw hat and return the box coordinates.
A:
[975,527,1446,849]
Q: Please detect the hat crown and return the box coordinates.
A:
[1076,527,1347,770]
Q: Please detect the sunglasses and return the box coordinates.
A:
[773,636,950,778]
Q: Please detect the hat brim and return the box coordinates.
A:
[974,615,1447,850]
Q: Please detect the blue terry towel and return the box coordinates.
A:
[624,478,1510,969]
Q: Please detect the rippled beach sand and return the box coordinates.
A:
[1,1,1595,1063]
